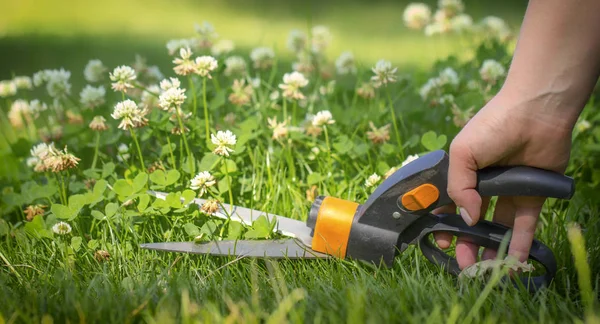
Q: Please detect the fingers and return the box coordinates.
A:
[508,197,545,262]
[456,238,479,269]
[447,141,482,226]
[433,204,456,249]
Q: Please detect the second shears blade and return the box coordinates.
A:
[147,190,314,247]
[140,239,328,259]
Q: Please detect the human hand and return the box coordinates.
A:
[434,90,575,269]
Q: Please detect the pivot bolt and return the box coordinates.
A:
[392,212,401,219]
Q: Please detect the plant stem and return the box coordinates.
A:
[166,136,177,169]
[129,128,146,171]
[385,87,404,159]
[189,76,198,117]
[91,132,100,170]
[283,98,287,121]
[323,126,332,175]
[292,100,297,125]
[202,77,210,142]
[175,111,193,174]
[223,158,233,213]
[55,173,67,205]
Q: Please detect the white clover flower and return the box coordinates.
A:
[450,14,473,32]
[31,142,51,159]
[29,99,48,116]
[365,173,381,188]
[424,22,445,36]
[117,143,130,162]
[189,171,216,196]
[160,77,181,91]
[195,56,218,78]
[52,221,72,235]
[211,39,235,57]
[480,16,511,41]
[269,90,280,101]
[0,80,17,97]
[84,59,107,83]
[287,29,307,53]
[109,66,136,92]
[312,110,335,127]
[466,80,479,91]
[438,67,459,86]
[211,130,237,156]
[438,94,455,105]
[311,25,332,53]
[166,38,198,56]
[159,86,186,111]
[403,3,432,30]
[30,142,59,172]
[194,21,218,43]
[37,69,71,98]
[224,56,247,77]
[371,60,398,88]
[173,47,197,76]
[145,66,164,83]
[267,117,289,140]
[576,120,591,133]
[433,9,452,26]
[33,70,47,87]
[401,154,420,167]
[250,77,261,89]
[89,116,108,131]
[335,51,356,75]
[250,47,275,70]
[111,99,148,130]
[13,76,32,90]
[80,85,106,109]
[479,59,506,84]
[8,100,30,128]
[419,78,441,100]
[438,0,464,17]
[279,71,309,100]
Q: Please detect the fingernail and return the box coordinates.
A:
[459,207,472,225]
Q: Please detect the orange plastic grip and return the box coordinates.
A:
[311,197,359,258]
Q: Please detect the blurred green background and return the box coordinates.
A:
[0,0,527,82]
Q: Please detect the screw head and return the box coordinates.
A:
[392,211,401,219]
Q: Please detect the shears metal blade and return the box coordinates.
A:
[141,190,321,258]
[140,239,328,259]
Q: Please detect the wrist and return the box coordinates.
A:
[495,78,587,132]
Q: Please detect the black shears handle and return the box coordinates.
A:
[343,150,574,292]
[403,165,573,291]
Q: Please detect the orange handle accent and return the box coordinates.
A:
[401,183,440,211]
[311,197,359,258]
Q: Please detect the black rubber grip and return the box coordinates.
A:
[411,214,556,292]
[476,166,574,199]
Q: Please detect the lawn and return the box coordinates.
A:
[1,0,599,323]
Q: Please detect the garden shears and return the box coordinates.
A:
[141,150,575,291]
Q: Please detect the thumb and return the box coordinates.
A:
[447,141,483,226]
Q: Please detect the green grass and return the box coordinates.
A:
[1,1,599,322]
